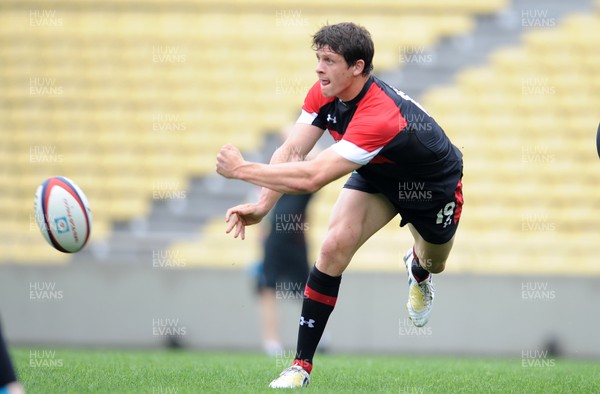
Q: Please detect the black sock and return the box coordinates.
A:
[411,249,430,283]
[293,266,341,373]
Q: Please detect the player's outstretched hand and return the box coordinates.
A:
[225,203,268,240]
[216,144,244,179]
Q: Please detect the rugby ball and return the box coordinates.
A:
[34,176,92,253]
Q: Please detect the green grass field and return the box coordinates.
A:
[11,347,600,393]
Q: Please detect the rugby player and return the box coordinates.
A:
[217,22,463,389]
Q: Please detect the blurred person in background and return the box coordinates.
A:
[0,319,25,394]
[256,192,312,356]
[253,127,321,356]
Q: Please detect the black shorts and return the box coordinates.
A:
[344,171,463,244]
[258,194,312,292]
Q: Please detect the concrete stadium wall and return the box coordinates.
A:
[0,263,598,359]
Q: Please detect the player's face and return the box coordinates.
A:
[315,46,355,100]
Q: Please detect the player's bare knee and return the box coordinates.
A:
[319,238,347,267]
[318,231,356,275]
[315,252,347,276]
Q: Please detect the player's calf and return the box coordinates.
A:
[414,254,446,274]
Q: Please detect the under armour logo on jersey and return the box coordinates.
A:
[299,316,315,328]
[326,114,337,124]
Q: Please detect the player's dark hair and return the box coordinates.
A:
[312,22,374,76]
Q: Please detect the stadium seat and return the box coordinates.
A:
[418,11,600,275]
[0,0,542,266]
[169,219,261,267]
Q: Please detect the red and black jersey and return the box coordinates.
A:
[297,76,462,183]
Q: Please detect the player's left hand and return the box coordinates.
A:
[224,202,269,240]
[216,144,244,179]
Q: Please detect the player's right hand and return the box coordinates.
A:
[225,203,268,240]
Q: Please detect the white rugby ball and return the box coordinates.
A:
[34,176,92,253]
